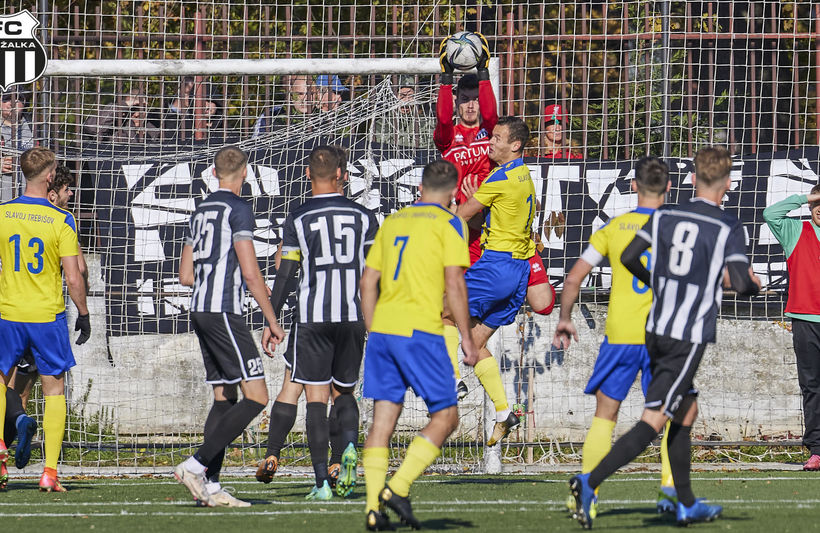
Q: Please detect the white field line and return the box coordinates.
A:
[0,500,818,518]
[0,498,819,508]
[44,474,820,487]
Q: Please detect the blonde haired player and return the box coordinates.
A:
[0,147,90,492]
[554,157,676,518]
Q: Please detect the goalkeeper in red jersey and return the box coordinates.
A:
[435,34,554,407]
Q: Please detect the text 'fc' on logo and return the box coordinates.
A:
[0,10,47,92]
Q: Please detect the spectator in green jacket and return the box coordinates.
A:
[763,183,820,471]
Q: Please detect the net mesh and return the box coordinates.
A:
[0,1,817,471]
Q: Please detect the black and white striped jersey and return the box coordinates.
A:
[280,193,379,323]
[634,198,750,344]
[184,189,255,315]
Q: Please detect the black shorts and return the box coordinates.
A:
[191,312,265,385]
[16,350,37,375]
[644,332,704,417]
[284,321,365,387]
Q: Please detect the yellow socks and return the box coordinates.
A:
[388,435,440,498]
[443,325,461,380]
[0,382,6,442]
[43,395,67,471]
[582,416,616,474]
[474,356,509,415]
[363,447,389,513]
[660,419,674,487]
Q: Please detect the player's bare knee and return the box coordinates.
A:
[640,407,668,432]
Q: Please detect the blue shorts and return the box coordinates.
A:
[464,250,530,329]
[584,338,651,402]
[363,330,457,414]
[0,313,76,376]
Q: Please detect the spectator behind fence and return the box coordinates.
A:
[1,92,35,201]
[253,75,317,137]
[83,89,160,144]
[373,76,434,149]
[161,76,195,141]
[540,104,582,159]
[763,183,820,471]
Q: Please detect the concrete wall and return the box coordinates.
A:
[66,255,803,442]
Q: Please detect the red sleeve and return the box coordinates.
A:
[434,84,455,153]
[478,79,498,135]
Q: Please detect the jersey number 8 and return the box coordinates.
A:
[668,221,700,276]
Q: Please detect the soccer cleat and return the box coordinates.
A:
[210,488,251,507]
[0,440,7,490]
[337,442,358,497]
[14,415,37,469]
[569,473,596,530]
[174,462,214,506]
[305,480,333,501]
[456,380,468,401]
[379,485,421,530]
[38,471,67,493]
[255,455,279,483]
[676,498,722,526]
[327,463,340,489]
[486,412,520,446]
[803,454,820,471]
[657,486,678,514]
[366,509,395,531]
[566,493,577,517]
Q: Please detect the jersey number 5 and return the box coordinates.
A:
[191,211,218,261]
[9,234,44,274]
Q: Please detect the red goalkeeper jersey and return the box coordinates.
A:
[434,78,498,262]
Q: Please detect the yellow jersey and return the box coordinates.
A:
[366,202,470,337]
[0,196,79,322]
[582,207,654,344]
[473,158,536,260]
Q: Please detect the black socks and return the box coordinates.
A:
[588,421,658,489]
[202,399,235,482]
[265,401,298,459]
[329,393,359,464]
[306,402,329,487]
[667,422,695,506]
[195,398,266,467]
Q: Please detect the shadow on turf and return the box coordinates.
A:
[421,518,474,529]
[593,507,750,529]
[437,477,544,486]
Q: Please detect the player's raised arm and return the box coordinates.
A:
[474,32,498,134]
[433,37,456,152]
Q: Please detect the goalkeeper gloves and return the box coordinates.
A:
[475,32,491,81]
[75,313,91,345]
[439,37,454,86]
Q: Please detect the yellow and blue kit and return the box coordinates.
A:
[0,196,78,376]
[464,158,535,329]
[362,202,469,412]
[580,206,655,401]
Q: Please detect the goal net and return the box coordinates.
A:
[1,1,816,473]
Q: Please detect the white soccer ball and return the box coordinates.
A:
[445,31,484,71]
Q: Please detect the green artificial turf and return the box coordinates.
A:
[2,471,819,532]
